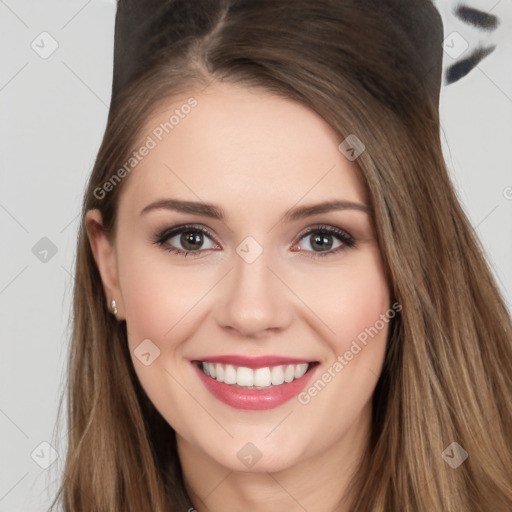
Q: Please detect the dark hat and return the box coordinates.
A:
[111,0,444,110]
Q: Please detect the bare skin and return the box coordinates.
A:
[86,82,391,511]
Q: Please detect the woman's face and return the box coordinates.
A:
[87,82,391,473]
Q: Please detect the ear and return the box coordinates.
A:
[85,209,125,320]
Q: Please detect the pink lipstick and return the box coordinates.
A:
[192,355,318,410]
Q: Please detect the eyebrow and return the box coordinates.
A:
[140,198,371,221]
[454,6,499,31]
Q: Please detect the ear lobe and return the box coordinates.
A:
[85,209,125,320]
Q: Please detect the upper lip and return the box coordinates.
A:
[193,355,315,369]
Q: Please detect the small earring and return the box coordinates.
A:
[110,299,118,315]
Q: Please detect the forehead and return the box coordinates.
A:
[119,82,368,212]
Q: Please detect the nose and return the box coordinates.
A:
[213,245,294,339]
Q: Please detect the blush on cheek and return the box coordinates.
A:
[310,260,390,357]
[119,256,214,355]
[343,282,390,345]
[123,276,167,346]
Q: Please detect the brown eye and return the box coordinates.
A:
[309,233,335,252]
[180,231,205,251]
[155,224,220,256]
[291,225,355,257]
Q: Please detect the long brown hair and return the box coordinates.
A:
[51,1,512,510]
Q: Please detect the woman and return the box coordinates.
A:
[52,0,512,510]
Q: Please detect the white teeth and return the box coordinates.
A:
[200,362,310,388]
[215,363,224,382]
[295,363,308,379]
[284,365,295,383]
[271,365,285,385]
[237,366,254,387]
[223,364,237,385]
[253,367,272,387]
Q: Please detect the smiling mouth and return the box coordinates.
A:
[194,361,318,389]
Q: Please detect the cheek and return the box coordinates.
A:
[116,243,210,432]
[292,252,391,448]
[336,262,390,348]
[117,244,212,350]
[291,247,391,351]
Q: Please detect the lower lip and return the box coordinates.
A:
[193,363,317,410]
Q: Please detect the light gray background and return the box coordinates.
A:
[1,1,511,510]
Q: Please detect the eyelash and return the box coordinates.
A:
[152,223,356,259]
